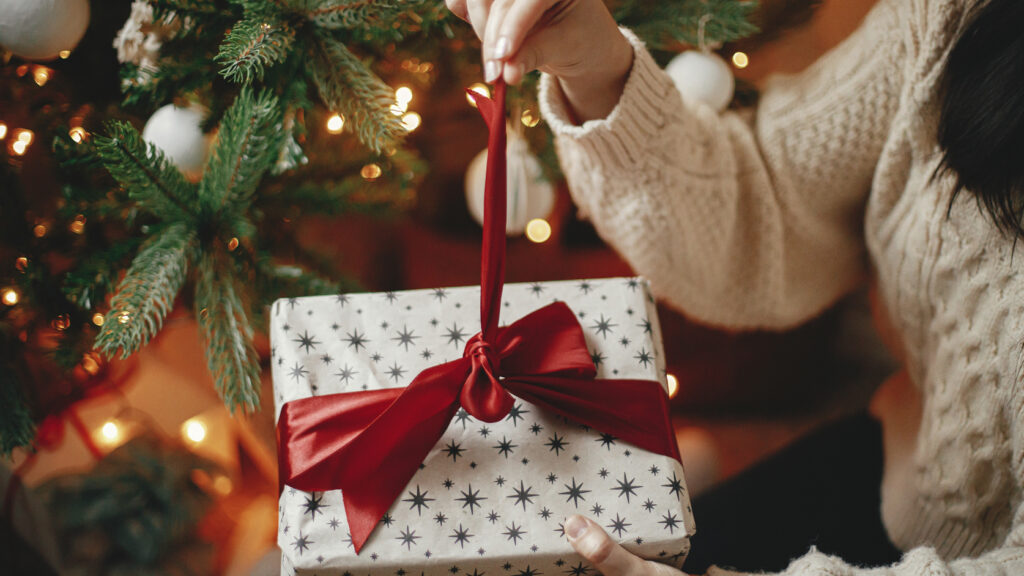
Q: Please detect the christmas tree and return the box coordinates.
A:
[0,0,760,455]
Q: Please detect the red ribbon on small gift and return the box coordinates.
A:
[276,81,680,553]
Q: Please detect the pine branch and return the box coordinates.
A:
[195,251,262,412]
[0,368,35,456]
[94,122,200,222]
[198,88,285,219]
[216,18,296,84]
[304,0,406,29]
[614,0,759,49]
[309,29,405,153]
[63,239,143,311]
[94,225,196,359]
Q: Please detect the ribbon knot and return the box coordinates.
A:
[461,334,514,422]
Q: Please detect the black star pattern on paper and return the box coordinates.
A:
[539,507,552,520]
[521,457,530,465]
[518,566,541,576]
[643,499,657,512]
[381,513,394,527]
[619,336,631,347]
[590,503,605,517]
[331,322,340,331]
[638,318,653,335]
[598,468,610,478]
[384,291,399,304]
[494,475,506,486]
[397,526,420,549]
[421,349,433,360]
[529,283,545,296]
[478,549,486,557]
[320,353,332,365]
[560,477,590,508]
[624,449,632,457]
[303,492,327,520]
[344,329,368,352]
[444,440,465,462]
[531,544,539,552]
[450,523,473,548]
[288,362,309,383]
[443,478,454,489]
[445,323,468,348]
[529,423,543,435]
[577,281,593,294]
[454,409,471,428]
[371,352,382,363]
[503,522,526,545]
[434,512,448,525]
[287,298,299,309]
[494,436,517,458]
[626,278,640,291]
[634,348,653,368]
[328,517,340,530]
[387,362,406,382]
[342,531,354,549]
[282,323,291,332]
[590,350,605,368]
[506,403,528,426]
[335,294,349,307]
[649,465,660,475]
[479,426,491,438]
[612,473,642,503]
[573,454,581,462]
[430,318,439,327]
[392,325,418,351]
[635,537,644,545]
[607,514,631,538]
[659,512,681,534]
[403,485,434,515]
[663,472,685,499]
[508,481,538,510]
[596,433,617,449]
[545,433,569,455]
[293,330,320,354]
[503,563,513,572]
[487,510,501,523]
[468,569,485,576]
[544,472,558,484]
[591,315,616,339]
[566,562,591,576]
[451,567,462,574]
[335,364,357,385]
[292,533,313,555]
[433,288,448,301]
[456,484,486,515]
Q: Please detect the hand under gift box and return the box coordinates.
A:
[272,83,695,576]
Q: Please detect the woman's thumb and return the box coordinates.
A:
[565,515,647,576]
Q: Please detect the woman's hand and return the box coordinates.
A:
[444,0,634,122]
[564,515,697,576]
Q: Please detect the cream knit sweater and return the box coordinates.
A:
[537,0,1024,574]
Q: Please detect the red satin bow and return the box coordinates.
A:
[276,81,680,553]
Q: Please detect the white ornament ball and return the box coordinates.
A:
[665,50,735,113]
[0,0,90,61]
[142,104,210,180]
[465,134,555,236]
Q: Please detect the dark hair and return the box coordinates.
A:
[937,0,1024,238]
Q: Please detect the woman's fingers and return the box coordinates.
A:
[445,0,469,21]
[465,0,492,41]
[565,515,649,576]
[493,0,562,62]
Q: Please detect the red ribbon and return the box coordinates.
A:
[276,82,680,553]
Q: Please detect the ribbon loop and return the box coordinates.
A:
[461,334,514,422]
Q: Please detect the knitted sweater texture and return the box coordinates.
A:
[537,0,1024,574]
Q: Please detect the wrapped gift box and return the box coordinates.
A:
[272,277,695,575]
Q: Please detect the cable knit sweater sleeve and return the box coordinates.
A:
[538,0,905,330]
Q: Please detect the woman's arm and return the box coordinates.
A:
[540,0,906,330]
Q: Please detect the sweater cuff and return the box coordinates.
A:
[537,27,680,174]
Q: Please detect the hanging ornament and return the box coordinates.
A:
[465,131,554,236]
[141,103,210,181]
[664,12,734,113]
[0,0,90,61]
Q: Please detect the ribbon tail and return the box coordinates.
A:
[504,376,681,463]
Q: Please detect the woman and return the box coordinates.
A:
[445,0,1024,575]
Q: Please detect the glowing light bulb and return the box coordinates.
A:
[183,419,207,443]
[525,219,552,243]
[59,50,71,59]
[69,126,86,143]
[17,130,33,144]
[731,51,749,69]
[118,312,131,324]
[32,223,46,237]
[69,215,86,235]
[0,124,7,139]
[401,112,421,132]
[667,374,679,398]
[12,140,28,156]
[101,420,120,442]
[92,313,105,326]
[395,86,413,106]
[212,474,233,495]
[2,288,19,306]
[521,109,540,128]
[227,237,239,251]
[33,67,50,87]
[326,113,345,134]
[466,83,490,107]
[361,163,382,180]
[15,257,28,272]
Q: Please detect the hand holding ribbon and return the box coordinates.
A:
[276,81,680,553]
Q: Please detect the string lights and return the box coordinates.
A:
[325,113,344,134]
[732,51,749,69]
[466,83,490,107]
[524,219,551,244]
[667,374,679,398]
